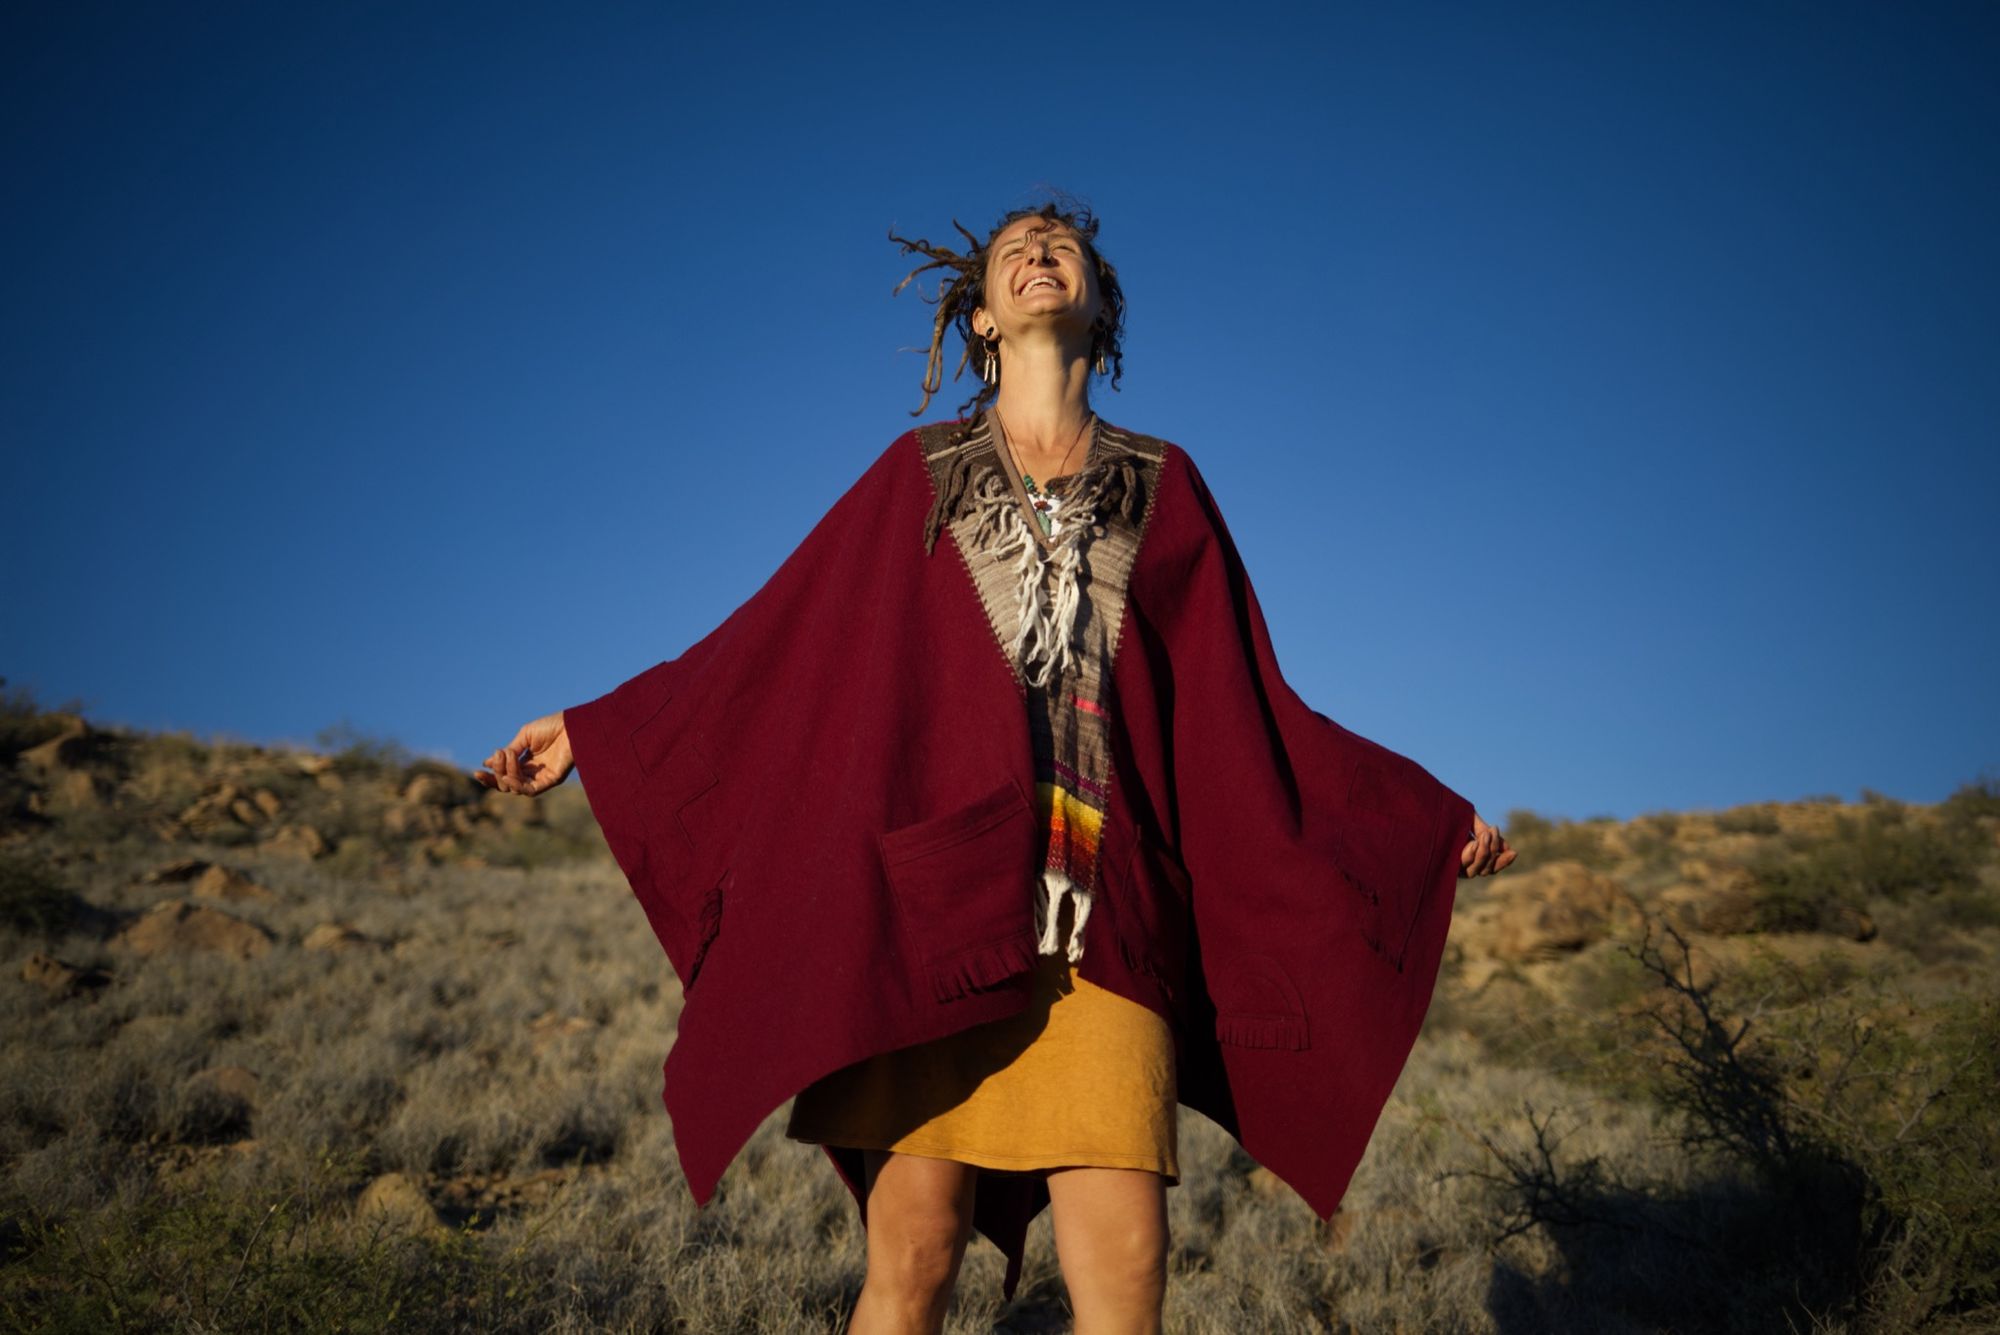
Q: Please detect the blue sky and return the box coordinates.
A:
[6,2,1995,823]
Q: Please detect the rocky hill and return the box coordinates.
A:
[3,683,1996,1331]
[2,695,602,876]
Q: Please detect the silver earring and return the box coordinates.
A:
[983,341,998,386]
[1094,351,1108,376]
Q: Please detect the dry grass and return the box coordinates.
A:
[2,698,1996,1331]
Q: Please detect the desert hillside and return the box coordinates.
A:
[3,684,1995,1333]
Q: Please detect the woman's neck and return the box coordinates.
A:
[992,337,1093,470]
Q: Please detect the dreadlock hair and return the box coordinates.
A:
[889,196,1126,426]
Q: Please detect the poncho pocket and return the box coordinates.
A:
[877,776,1041,1004]
[1210,953,1310,1051]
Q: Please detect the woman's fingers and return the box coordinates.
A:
[1460,815,1514,877]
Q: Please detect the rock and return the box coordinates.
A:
[1322,1205,1357,1253]
[528,1013,596,1052]
[1321,1203,1418,1255]
[192,865,274,903]
[251,788,283,818]
[16,716,92,771]
[264,825,328,860]
[1657,874,1763,936]
[51,769,106,810]
[22,952,111,996]
[115,900,273,961]
[402,772,451,806]
[1245,1166,1286,1198]
[1492,861,1640,963]
[302,922,375,953]
[187,1064,260,1105]
[481,788,545,828]
[142,858,212,885]
[1823,903,1877,942]
[228,797,265,826]
[180,1065,259,1139]
[381,804,446,838]
[355,1173,442,1235]
[294,754,334,776]
[177,785,250,836]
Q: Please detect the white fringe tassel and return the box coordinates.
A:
[967,473,1086,688]
[1034,866,1094,962]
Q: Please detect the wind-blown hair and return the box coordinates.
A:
[889,196,1126,421]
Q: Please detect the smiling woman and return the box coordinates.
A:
[475,193,1514,1334]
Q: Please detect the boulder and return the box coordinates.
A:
[381,804,447,838]
[402,772,453,806]
[1491,861,1640,963]
[179,1065,259,1140]
[481,788,545,828]
[21,952,111,997]
[1656,870,1763,936]
[264,825,329,860]
[192,864,274,903]
[355,1173,442,1235]
[16,716,92,771]
[115,900,273,961]
[302,921,375,953]
[50,769,106,810]
[528,1012,596,1052]
[141,858,211,885]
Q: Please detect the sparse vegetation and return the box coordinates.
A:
[1501,808,1620,871]
[1,699,1994,1330]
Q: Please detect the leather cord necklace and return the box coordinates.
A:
[993,407,1096,537]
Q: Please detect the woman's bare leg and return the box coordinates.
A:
[1045,1166,1169,1334]
[847,1149,980,1335]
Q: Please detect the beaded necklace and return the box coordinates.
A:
[994,407,1096,538]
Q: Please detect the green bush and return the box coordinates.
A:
[0,679,78,763]
[1501,808,1618,870]
[0,1154,527,1332]
[1744,804,1988,934]
[1715,805,1782,836]
[1940,774,2000,830]
[314,721,414,781]
[1475,918,2000,1331]
[0,852,90,936]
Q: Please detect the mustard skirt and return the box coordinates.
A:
[786,947,1179,1178]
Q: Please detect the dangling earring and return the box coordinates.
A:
[982,335,999,386]
[1094,350,1108,376]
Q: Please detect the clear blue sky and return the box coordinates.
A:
[6,2,1995,822]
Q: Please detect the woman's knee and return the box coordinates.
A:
[1045,1167,1170,1312]
[861,1152,978,1293]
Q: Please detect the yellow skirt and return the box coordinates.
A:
[786,947,1179,1178]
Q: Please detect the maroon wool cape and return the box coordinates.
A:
[562,421,1475,1298]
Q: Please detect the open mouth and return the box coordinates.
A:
[1019,274,1064,295]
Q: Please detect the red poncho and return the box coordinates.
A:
[563,419,1475,1297]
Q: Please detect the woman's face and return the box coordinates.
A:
[974,216,1102,348]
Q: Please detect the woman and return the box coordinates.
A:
[476,199,1515,1334]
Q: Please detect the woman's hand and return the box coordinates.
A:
[474,711,574,796]
[1460,812,1517,877]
